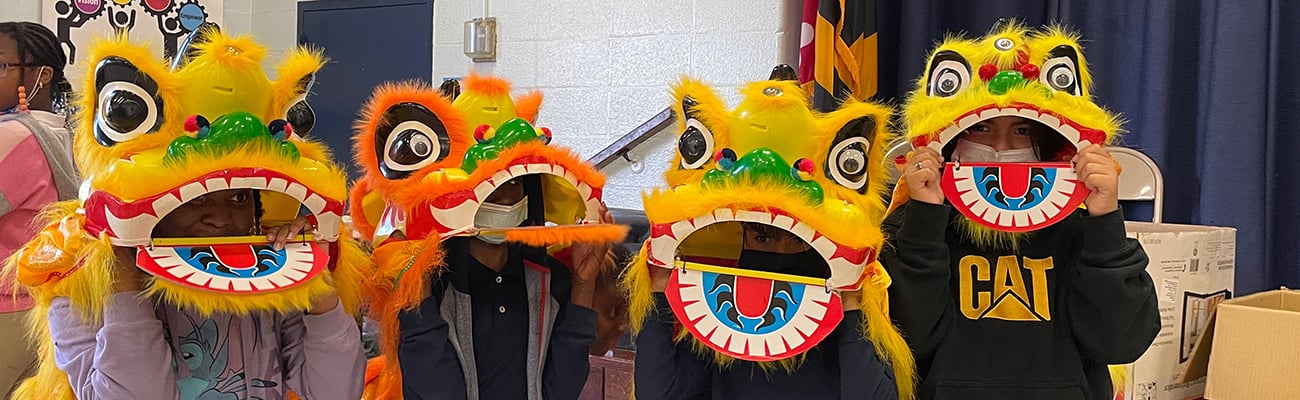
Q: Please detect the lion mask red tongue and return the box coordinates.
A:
[666,267,842,362]
[137,240,329,293]
[995,164,1033,198]
[734,275,778,318]
[941,161,1090,232]
[213,245,259,269]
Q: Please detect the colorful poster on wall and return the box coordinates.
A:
[41,0,224,85]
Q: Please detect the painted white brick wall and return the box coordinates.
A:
[222,0,253,39]
[234,0,794,210]
[0,0,42,22]
[437,0,792,210]
[9,0,795,211]
[217,0,299,69]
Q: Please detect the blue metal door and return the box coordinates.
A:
[298,0,433,179]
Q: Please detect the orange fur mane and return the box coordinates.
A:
[353,81,470,199]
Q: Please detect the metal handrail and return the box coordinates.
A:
[586,107,676,169]
[585,65,799,169]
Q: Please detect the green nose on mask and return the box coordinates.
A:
[987,70,1028,95]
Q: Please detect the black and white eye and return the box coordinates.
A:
[93,56,164,146]
[677,96,715,170]
[375,102,452,180]
[679,119,715,169]
[926,50,970,98]
[385,123,442,169]
[825,116,876,192]
[1040,45,1082,96]
[286,101,315,137]
[285,74,317,137]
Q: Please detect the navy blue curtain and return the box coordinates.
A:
[873,0,1300,294]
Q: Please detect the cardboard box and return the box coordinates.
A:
[1179,289,1300,400]
[1110,222,1236,400]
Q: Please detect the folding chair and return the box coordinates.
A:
[882,138,911,188]
[1108,146,1164,223]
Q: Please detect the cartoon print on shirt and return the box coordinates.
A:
[173,316,279,400]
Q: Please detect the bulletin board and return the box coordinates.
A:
[41,0,224,83]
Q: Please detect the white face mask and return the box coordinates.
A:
[474,197,529,244]
[952,138,1038,163]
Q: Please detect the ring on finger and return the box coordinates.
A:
[915,161,924,171]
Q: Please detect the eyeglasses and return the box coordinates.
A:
[0,62,37,78]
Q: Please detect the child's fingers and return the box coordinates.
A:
[275,220,302,249]
[1072,144,1112,164]
[274,230,289,250]
[909,168,939,187]
[1078,159,1116,181]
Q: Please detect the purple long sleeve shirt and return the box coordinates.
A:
[48,291,365,400]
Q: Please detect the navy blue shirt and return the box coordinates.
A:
[468,251,529,398]
[397,240,596,400]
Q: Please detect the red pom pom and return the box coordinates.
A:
[185,115,200,132]
[979,64,998,81]
[474,124,491,142]
[1019,63,1040,80]
[795,158,815,173]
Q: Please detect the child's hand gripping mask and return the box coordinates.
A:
[624,72,915,400]
[903,22,1122,232]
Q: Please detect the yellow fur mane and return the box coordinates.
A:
[6,30,363,399]
[903,23,1123,143]
[624,76,916,400]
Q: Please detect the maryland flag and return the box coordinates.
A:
[800,0,878,112]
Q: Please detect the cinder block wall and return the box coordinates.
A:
[7,0,796,210]
[429,1,795,210]
[0,0,41,22]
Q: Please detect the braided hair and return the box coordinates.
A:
[0,22,71,114]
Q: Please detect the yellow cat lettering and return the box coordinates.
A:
[958,255,1054,321]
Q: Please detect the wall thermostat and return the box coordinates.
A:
[464,17,497,62]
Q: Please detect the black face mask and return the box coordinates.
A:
[736,248,830,278]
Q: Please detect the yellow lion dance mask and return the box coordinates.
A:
[900,22,1122,233]
[622,70,916,399]
[2,26,368,398]
[3,19,371,366]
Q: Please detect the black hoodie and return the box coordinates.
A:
[882,201,1160,400]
